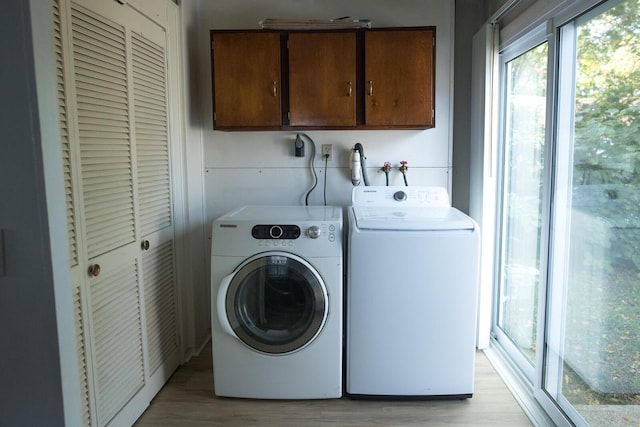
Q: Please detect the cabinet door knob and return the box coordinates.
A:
[141,240,150,250]
[272,81,277,97]
[89,264,101,277]
[347,81,352,97]
[368,80,373,97]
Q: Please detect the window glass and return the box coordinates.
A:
[545,0,640,423]
[497,41,548,365]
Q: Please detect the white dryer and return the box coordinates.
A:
[211,206,343,399]
[346,186,480,398]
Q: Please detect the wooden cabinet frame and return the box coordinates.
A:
[210,27,436,131]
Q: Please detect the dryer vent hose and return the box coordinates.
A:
[352,143,370,186]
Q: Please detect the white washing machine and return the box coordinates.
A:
[211,205,343,399]
[346,186,480,398]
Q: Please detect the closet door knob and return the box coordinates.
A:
[141,240,150,251]
[89,264,101,277]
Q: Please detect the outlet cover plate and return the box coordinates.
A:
[321,144,332,161]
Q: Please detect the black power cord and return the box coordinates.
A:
[298,133,317,206]
[323,154,329,205]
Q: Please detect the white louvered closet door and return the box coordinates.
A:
[71,3,146,426]
[55,0,180,425]
[130,12,180,397]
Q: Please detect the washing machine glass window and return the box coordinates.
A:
[225,253,328,354]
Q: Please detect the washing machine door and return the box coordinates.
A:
[218,252,328,354]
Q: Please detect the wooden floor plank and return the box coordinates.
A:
[135,344,532,426]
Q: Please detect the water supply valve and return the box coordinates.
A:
[399,161,408,173]
[399,161,409,186]
[381,161,392,186]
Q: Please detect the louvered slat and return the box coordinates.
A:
[132,33,171,236]
[90,260,144,426]
[72,281,92,426]
[71,5,134,259]
[54,0,78,267]
[143,241,177,374]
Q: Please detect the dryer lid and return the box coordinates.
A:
[352,206,475,231]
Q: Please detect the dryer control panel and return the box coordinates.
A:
[252,225,301,240]
[211,205,342,257]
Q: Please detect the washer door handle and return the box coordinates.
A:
[217,273,236,338]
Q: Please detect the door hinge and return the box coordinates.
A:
[432,109,435,121]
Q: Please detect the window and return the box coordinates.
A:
[491,0,640,425]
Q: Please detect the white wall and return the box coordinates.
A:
[453,0,485,214]
[195,0,456,222]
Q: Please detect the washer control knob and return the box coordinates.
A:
[307,225,321,239]
[394,190,407,201]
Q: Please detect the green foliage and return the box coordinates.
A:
[574,0,640,184]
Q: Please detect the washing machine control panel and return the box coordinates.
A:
[252,225,301,240]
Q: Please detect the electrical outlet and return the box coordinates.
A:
[321,144,333,161]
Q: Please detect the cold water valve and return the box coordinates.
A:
[399,161,409,186]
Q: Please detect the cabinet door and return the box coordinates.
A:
[365,29,435,127]
[212,33,282,128]
[289,32,356,127]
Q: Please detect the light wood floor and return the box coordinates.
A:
[135,343,533,426]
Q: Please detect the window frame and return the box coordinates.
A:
[492,23,550,386]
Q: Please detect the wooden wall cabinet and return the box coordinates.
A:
[210,27,435,131]
[288,32,357,127]
[365,29,435,127]
[212,32,283,128]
